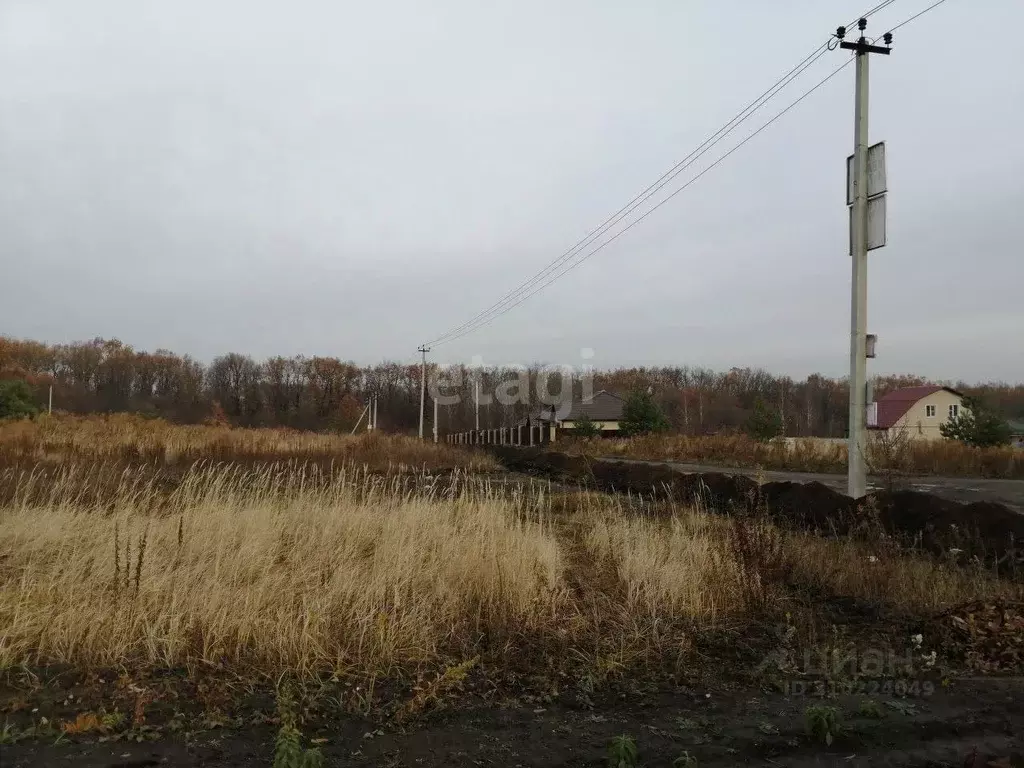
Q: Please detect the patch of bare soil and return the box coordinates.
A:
[2,679,1022,767]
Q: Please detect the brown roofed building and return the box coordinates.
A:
[868,385,965,441]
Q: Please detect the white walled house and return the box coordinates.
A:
[867,386,966,441]
[531,390,625,435]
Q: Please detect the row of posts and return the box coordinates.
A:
[445,424,556,446]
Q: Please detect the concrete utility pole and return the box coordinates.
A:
[417,345,430,439]
[372,395,378,431]
[474,377,480,431]
[433,395,438,443]
[838,19,891,498]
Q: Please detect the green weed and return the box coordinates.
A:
[273,689,323,768]
[608,734,638,768]
[884,699,917,716]
[805,704,842,746]
[857,699,884,718]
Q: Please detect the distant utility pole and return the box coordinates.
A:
[838,19,891,498]
[351,402,370,434]
[372,395,378,431]
[474,377,480,431]
[433,395,439,443]
[418,345,430,439]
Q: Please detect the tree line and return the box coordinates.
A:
[2,336,1022,436]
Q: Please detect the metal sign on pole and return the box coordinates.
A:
[847,140,887,253]
[849,195,887,253]
[846,141,887,205]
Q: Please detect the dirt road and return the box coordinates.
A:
[3,679,1022,767]
[610,458,1024,513]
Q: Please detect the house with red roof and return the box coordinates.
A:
[867,385,966,440]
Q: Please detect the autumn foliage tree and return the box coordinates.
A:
[1,335,1022,437]
[203,401,230,427]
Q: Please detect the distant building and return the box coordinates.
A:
[532,390,625,435]
[1008,419,1024,449]
[867,385,965,441]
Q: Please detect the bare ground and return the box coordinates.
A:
[2,678,1023,767]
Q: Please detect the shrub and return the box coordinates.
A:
[0,380,37,420]
[619,391,669,437]
[573,412,602,438]
[744,397,783,442]
[941,396,1012,448]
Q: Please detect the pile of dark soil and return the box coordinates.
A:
[493,447,1024,574]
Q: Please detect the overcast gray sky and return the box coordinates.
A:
[1,0,1022,382]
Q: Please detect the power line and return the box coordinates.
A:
[426,1,902,348]
[881,0,948,35]
[427,46,830,347]
[432,58,856,347]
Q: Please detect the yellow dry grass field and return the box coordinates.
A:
[0,413,498,472]
[0,462,735,676]
[1,455,1019,682]
[0,415,1020,689]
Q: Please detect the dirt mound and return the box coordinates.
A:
[869,491,1024,569]
[591,458,677,493]
[759,480,856,530]
[491,448,1023,574]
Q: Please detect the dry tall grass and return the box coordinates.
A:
[564,433,1023,479]
[0,461,1018,681]
[785,531,1019,613]
[0,465,561,675]
[586,515,743,623]
[0,413,498,472]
